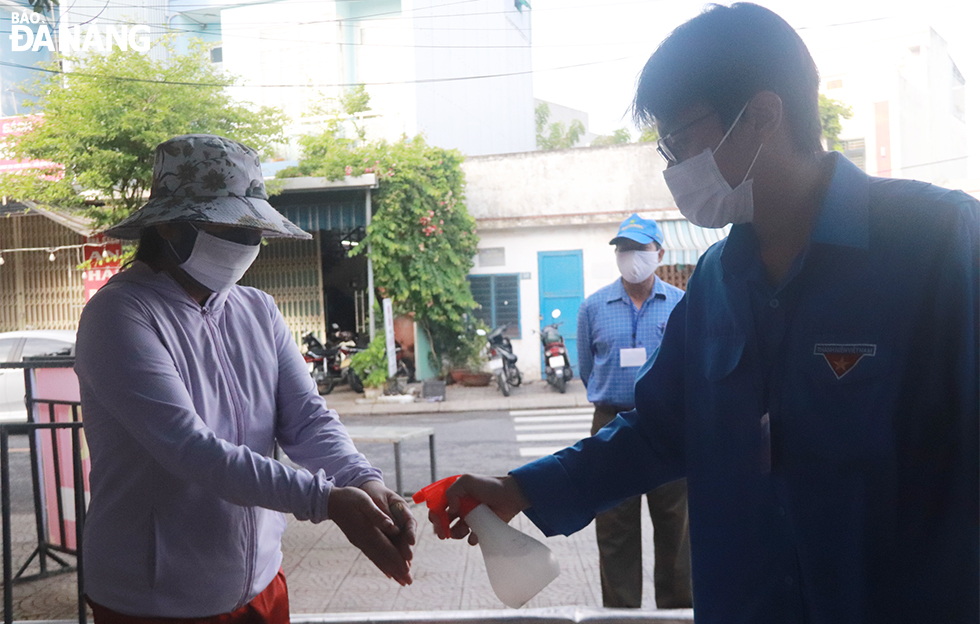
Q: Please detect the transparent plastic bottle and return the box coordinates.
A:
[463,503,561,608]
[414,475,561,608]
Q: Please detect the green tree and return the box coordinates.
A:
[0,38,286,228]
[280,95,479,372]
[818,94,853,151]
[591,128,631,147]
[306,84,373,144]
[637,124,659,143]
[535,102,585,150]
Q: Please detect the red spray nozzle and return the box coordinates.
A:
[413,475,481,536]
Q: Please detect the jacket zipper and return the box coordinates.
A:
[202,306,256,609]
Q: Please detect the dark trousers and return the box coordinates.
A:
[592,404,693,609]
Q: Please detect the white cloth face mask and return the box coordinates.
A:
[662,102,765,228]
[178,228,260,294]
[616,250,660,284]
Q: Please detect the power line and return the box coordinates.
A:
[882,154,970,173]
[0,23,651,49]
[0,54,642,88]
[0,3,934,52]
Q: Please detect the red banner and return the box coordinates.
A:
[0,115,61,176]
[32,366,88,552]
[83,237,122,302]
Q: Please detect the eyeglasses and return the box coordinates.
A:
[656,111,715,164]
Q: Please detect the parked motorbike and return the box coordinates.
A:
[302,325,363,394]
[480,324,521,397]
[540,309,573,393]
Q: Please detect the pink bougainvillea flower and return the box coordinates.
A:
[344,165,353,176]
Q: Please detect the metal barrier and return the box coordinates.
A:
[0,359,87,624]
[291,607,694,624]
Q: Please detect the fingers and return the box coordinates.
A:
[428,509,450,538]
[452,518,474,541]
[330,486,414,585]
[388,499,417,562]
[360,531,414,586]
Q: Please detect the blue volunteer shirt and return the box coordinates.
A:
[577,276,684,407]
[512,154,979,624]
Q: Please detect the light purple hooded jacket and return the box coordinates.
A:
[74,261,382,617]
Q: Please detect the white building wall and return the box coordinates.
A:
[469,224,622,381]
[464,141,674,222]
[221,0,532,159]
[462,142,728,380]
[803,21,969,185]
[410,0,534,156]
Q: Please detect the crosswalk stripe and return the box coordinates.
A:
[514,423,592,431]
[510,407,595,459]
[519,446,567,457]
[510,407,594,417]
[513,415,592,424]
[516,432,590,442]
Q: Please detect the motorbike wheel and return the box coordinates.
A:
[554,373,566,394]
[496,370,511,397]
[396,358,416,383]
[507,364,522,387]
[348,370,365,394]
[318,374,336,395]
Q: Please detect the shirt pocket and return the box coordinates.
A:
[793,333,893,463]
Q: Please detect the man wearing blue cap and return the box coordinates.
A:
[576,213,691,608]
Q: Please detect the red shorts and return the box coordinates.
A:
[88,568,289,624]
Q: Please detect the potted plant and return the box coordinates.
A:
[349,334,391,398]
[446,327,492,387]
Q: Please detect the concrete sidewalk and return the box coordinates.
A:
[323,377,591,416]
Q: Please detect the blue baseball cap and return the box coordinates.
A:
[610,213,664,247]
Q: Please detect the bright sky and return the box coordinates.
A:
[530,0,979,165]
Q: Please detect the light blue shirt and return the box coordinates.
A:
[577,276,684,407]
[514,154,979,623]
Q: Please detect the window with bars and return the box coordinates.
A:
[841,138,866,172]
[468,274,521,338]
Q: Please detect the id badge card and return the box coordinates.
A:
[620,347,647,368]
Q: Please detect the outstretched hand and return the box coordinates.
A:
[329,481,415,586]
[431,474,530,544]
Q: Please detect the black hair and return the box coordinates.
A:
[133,223,196,267]
[133,226,169,266]
[632,3,822,154]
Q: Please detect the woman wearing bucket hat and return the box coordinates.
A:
[74,135,415,621]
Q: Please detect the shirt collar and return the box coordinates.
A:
[721,152,870,275]
[810,152,870,249]
[606,276,667,304]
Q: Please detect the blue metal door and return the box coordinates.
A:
[537,250,584,378]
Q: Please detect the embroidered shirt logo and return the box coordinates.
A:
[814,343,876,380]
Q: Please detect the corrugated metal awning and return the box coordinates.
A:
[660,219,731,266]
[276,200,366,233]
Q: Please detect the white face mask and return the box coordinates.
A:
[616,250,660,284]
[662,102,766,228]
[178,229,260,294]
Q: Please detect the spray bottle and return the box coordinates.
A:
[413,475,561,608]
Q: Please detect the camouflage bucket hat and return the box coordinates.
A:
[103,134,311,240]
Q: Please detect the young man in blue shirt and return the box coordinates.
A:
[577,213,690,608]
[433,4,978,622]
